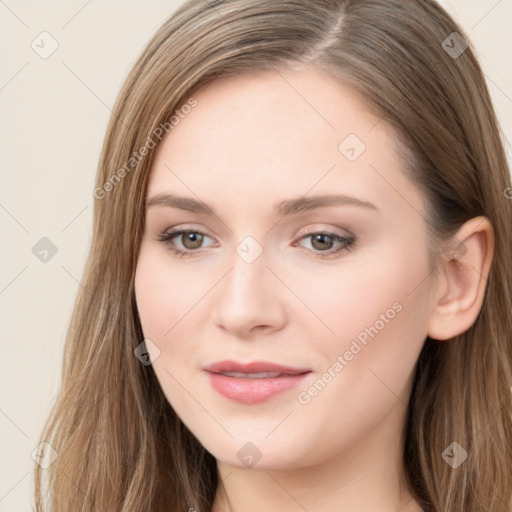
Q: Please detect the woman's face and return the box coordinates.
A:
[135,65,436,470]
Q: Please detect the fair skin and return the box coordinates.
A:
[134,65,493,512]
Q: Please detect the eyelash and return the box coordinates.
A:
[155,228,356,259]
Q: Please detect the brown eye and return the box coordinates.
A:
[155,229,216,257]
[310,233,335,251]
[294,231,356,258]
[179,231,204,250]
[156,228,355,259]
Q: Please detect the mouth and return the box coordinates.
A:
[203,360,312,404]
[215,371,293,378]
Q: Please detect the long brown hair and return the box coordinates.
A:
[34,1,512,510]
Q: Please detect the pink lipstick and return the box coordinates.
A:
[203,360,311,404]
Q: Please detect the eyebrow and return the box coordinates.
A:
[146,193,378,216]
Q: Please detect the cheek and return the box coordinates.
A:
[134,244,225,383]
[134,245,202,340]
[286,241,430,344]
[297,242,431,410]
[292,242,432,406]
[134,247,203,406]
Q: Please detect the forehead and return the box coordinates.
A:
[152,65,382,169]
[146,65,424,220]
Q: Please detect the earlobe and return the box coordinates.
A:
[427,216,494,341]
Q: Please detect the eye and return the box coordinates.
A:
[155,229,216,258]
[155,228,356,259]
[293,231,356,258]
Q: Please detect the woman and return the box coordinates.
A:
[34,1,512,510]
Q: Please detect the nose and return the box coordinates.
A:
[212,240,288,338]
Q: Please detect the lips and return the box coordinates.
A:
[203,360,311,404]
[203,360,310,375]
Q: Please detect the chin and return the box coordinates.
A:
[198,431,310,471]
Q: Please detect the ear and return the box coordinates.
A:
[427,216,494,341]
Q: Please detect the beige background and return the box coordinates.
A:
[1,1,511,510]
